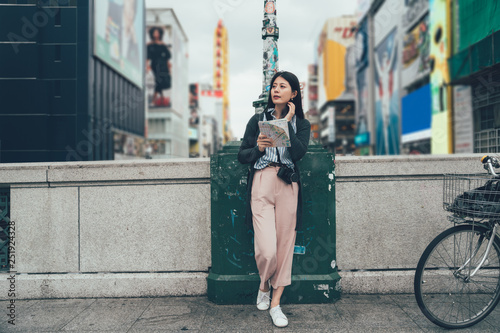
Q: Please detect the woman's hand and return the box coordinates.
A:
[285,101,295,122]
[257,134,273,152]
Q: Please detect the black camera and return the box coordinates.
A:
[277,166,299,184]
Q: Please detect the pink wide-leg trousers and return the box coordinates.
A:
[251,166,298,290]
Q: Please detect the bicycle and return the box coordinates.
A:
[414,155,500,329]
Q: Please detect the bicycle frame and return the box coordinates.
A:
[454,159,500,281]
[415,156,500,329]
[455,223,498,281]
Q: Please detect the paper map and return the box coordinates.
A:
[258,119,291,147]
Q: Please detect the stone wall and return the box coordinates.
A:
[0,154,488,298]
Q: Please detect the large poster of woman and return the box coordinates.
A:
[374,29,400,155]
[94,0,144,87]
[146,26,172,108]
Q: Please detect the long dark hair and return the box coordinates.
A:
[265,71,304,119]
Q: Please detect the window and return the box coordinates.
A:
[474,129,500,153]
[148,119,166,134]
[471,72,500,153]
[480,107,494,131]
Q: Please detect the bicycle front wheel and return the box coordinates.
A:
[414,224,500,329]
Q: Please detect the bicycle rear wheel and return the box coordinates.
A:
[414,224,500,329]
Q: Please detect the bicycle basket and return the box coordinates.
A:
[443,173,500,219]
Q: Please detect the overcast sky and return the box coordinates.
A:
[146,0,357,139]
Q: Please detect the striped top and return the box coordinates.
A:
[254,108,297,170]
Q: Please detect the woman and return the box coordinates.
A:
[238,71,311,327]
[146,27,172,107]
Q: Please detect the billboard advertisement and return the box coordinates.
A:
[145,10,189,115]
[429,0,452,154]
[113,132,147,159]
[373,0,402,155]
[403,0,429,30]
[146,25,173,108]
[453,85,473,153]
[374,29,400,155]
[402,14,430,87]
[317,17,357,109]
[355,67,370,145]
[355,19,369,71]
[402,84,431,143]
[373,0,403,46]
[94,0,144,87]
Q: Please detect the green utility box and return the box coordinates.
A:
[207,141,340,304]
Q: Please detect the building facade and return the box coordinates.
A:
[354,14,373,155]
[448,0,500,154]
[199,86,223,155]
[354,0,437,155]
[316,16,357,154]
[354,0,500,155]
[306,64,320,141]
[145,8,189,159]
[400,0,432,155]
[0,0,146,163]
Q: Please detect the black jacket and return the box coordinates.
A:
[237,110,311,231]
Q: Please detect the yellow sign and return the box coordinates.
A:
[317,17,356,104]
[429,0,452,154]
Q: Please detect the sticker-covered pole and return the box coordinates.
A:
[253,0,279,113]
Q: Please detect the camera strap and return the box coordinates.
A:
[275,147,282,164]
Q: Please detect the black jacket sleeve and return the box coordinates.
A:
[238,114,266,165]
[287,118,311,162]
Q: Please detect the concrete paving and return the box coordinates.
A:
[1,294,499,332]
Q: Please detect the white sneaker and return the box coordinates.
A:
[256,289,271,310]
[269,305,288,327]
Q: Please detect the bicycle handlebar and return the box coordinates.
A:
[481,155,500,177]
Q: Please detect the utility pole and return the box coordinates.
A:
[253,0,279,113]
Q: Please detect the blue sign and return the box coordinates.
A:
[402,84,431,142]
[355,132,370,146]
